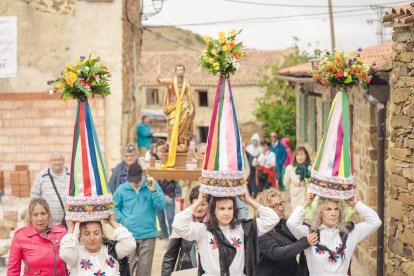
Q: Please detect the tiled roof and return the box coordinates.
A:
[139,49,291,86]
[383,2,414,25]
[279,41,393,77]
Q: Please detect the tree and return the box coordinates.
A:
[255,39,320,149]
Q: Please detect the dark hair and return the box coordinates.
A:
[189,185,211,203]
[261,141,270,147]
[292,146,311,166]
[206,196,240,232]
[175,63,185,72]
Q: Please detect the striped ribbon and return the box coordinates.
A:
[68,101,109,197]
[203,78,244,173]
[313,92,353,178]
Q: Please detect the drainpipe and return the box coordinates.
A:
[361,88,385,276]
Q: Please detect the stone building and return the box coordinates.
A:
[0,0,142,187]
[382,3,414,276]
[139,49,290,143]
[281,4,414,272]
[279,42,393,275]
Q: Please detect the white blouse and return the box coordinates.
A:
[252,151,276,168]
[287,202,381,276]
[172,206,279,276]
[59,226,136,276]
[283,164,311,210]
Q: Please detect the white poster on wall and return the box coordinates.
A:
[0,16,17,78]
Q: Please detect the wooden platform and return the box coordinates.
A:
[143,155,203,181]
[146,167,201,181]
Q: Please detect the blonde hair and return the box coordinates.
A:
[311,197,346,232]
[256,188,283,217]
[26,197,52,226]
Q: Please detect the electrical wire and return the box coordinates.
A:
[162,8,376,27]
[220,0,408,8]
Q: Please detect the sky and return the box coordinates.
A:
[143,0,402,53]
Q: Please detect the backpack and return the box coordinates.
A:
[106,240,131,276]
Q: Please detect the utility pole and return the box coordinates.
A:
[328,0,336,52]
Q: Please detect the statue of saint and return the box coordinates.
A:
[157,63,195,167]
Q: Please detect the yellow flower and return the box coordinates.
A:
[202,50,207,55]
[76,58,83,65]
[228,29,237,36]
[65,64,74,72]
[203,35,211,45]
[213,62,220,69]
[55,81,65,89]
[211,48,217,56]
[65,72,77,87]
[222,45,231,52]
[209,58,214,64]
[219,31,225,43]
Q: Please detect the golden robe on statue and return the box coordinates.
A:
[158,75,195,167]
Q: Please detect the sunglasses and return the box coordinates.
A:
[123,145,136,152]
[270,202,285,209]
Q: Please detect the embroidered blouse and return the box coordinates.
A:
[59,226,136,276]
[286,201,381,276]
[172,206,279,276]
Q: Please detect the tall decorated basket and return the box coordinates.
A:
[309,49,375,199]
[197,30,247,197]
[48,55,113,221]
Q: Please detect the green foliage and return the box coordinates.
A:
[255,39,320,149]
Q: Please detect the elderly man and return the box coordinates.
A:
[30,151,70,225]
[109,144,141,193]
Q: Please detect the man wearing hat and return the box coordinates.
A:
[113,162,166,276]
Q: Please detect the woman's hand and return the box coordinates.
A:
[238,190,260,209]
[105,213,120,229]
[304,193,315,208]
[66,220,75,234]
[307,232,318,246]
[190,191,206,212]
[346,196,359,208]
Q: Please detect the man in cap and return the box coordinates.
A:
[113,162,166,276]
[109,144,141,193]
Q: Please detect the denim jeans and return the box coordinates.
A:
[156,198,175,239]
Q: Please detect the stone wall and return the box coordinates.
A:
[384,26,414,276]
[0,93,104,190]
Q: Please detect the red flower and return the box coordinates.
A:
[349,70,354,75]
[91,75,97,80]
[80,79,92,89]
[331,67,337,73]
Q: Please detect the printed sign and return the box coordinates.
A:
[0,16,17,78]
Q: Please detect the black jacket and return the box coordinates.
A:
[161,238,196,276]
[258,219,309,276]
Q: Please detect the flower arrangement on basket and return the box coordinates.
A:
[48,55,111,101]
[310,48,375,90]
[197,29,246,76]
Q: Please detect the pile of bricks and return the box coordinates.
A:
[10,165,30,198]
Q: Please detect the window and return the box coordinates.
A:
[309,96,317,150]
[299,94,307,142]
[199,127,209,143]
[146,88,159,105]
[198,91,208,107]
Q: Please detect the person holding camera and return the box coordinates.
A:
[113,162,166,276]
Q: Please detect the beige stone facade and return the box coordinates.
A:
[0,0,125,190]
